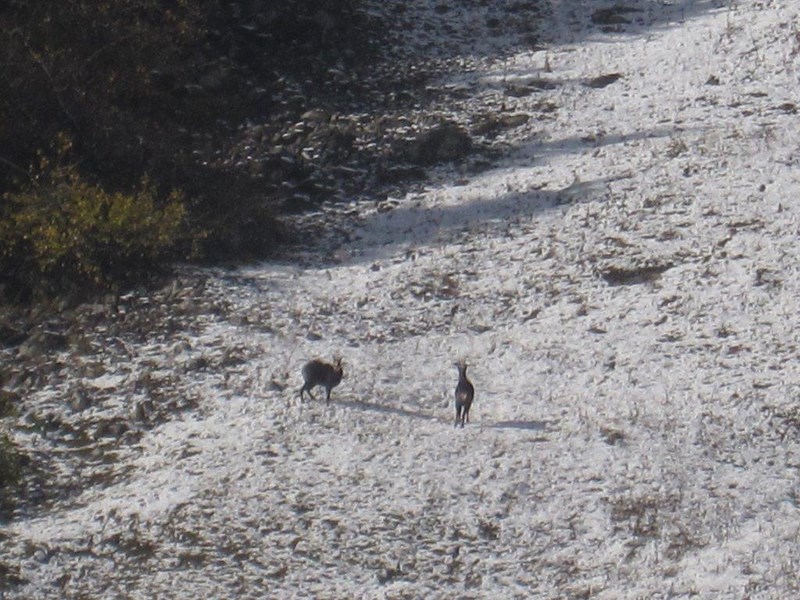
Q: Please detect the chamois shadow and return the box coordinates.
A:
[333,400,558,437]
[332,398,436,421]
[490,419,559,434]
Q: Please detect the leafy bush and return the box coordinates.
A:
[0,0,373,301]
[0,155,189,301]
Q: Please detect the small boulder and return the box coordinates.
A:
[403,122,472,165]
[0,320,27,347]
[17,328,68,359]
[584,73,623,89]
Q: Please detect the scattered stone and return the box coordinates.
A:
[69,388,91,413]
[591,6,641,26]
[185,356,211,372]
[377,563,403,585]
[600,426,626,446]
[584,73,623,89]
[755,267,782,288]
[599,261,674,286]
[0,389,21,417]
[0,561,26,588]
[267,564,289,580]
[477,519,500,540]
[269,379,287,392]
[402,122,473,165]
[499,113,531,128]
[300,108,331,123]
[472,113,530,136]
[281,195,317,214]
[376,164,427,184]
[133,400,155,423]
[95,419,130,439]
[17,329,68,359]
[505,78,558,96]
[0,320,27,347]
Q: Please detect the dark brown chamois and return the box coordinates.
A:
[454,360,474,428]
[299,357,343,403]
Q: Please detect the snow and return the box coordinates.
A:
[5,0,800,598]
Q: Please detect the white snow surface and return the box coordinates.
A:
[6,1,800,598]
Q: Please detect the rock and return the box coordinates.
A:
[505,78,558,97]
[300,109,331,123]
[599,261,674,286]
[281,194,317,214]
[0,389,21,417]
[377,563,402,584]
[499,113,531,128]
[0,320,27,347]
[69,388,91,413]
[584,73,623,88]
[591,6,641,26]
[403,123,472,165]
[17,328,68,359]
[133,400,155,423]
[95,419,129,439]
[184,356,211,372]
[472,113,530,136]
[600,426,626,445]
[376,164,427,184]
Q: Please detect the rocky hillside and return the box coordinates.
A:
[4,0,800,598]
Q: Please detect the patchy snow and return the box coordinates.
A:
[5,0,800,598]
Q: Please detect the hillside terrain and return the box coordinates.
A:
[3,0,800,598]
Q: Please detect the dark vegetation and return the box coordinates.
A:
[0,0,376,303]
[0,0,378,501]
[0,0,527,513]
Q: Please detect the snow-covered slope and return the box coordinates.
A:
[5,1,800,598]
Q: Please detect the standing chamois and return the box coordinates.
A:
[454,360,474,428]
[299,356,343,403]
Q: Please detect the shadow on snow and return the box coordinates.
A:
[332,398,437,421]
[331,398,559,437]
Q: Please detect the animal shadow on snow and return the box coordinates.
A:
[332,397,436,421]
[489,419,558,442]
[327,398,559,438]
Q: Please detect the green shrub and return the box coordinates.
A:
[0,0,375,290]
[0,157,189,301]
